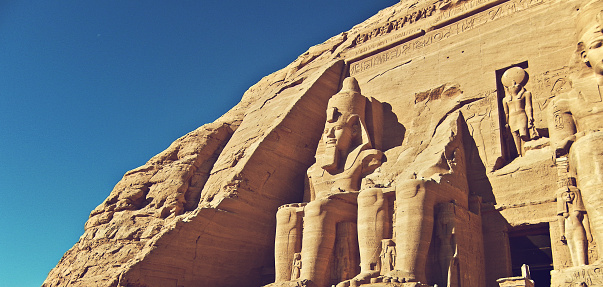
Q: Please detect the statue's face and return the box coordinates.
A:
[323,119,354,154]
[504,81,522,95]
[581,29,603,76]
[563,191,575,202]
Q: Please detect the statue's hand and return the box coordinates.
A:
[560,235,567,244]
[554,135,576,157]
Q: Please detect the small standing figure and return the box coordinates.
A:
[557,184,590,266]
[502,67,535,157]
[291,253,302,280]
[379,239,396,273]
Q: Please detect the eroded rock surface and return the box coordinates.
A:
[45,1,603,287]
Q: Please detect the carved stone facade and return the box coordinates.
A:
[44,1,603,287]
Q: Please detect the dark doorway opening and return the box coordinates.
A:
[508,223,553,287]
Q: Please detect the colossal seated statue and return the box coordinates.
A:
[271,77,384,287]
[269,75,484,287]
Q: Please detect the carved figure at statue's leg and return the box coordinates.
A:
[447,247,460,287]
[300,198,356,287]
[391,179,436,283]
[275,205,304,282]
[436,204,456,286]
[567,210,588,266]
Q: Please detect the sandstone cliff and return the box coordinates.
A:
[44,0,585,286]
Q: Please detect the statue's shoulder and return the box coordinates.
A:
[358,149,383,174]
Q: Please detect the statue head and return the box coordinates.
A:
[320,77,371,173]
[557,186,577,203]
[501,67,527,95]
[577,1,603,77]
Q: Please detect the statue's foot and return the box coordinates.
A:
[384,270,418,283]
[335,271,380,287]
[267,279,310,287]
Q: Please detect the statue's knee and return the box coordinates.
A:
[396,179,426,199]
[276,206,299,226]
[358,188,384,206]
[304,200,327,218]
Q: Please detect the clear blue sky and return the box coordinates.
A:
[0,1,398,286]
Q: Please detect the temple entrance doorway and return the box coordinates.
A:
[508,223,553,286]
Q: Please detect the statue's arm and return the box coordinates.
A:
[548,95,577,157]
[359,150,383,178]
[525,91,534,126]
[304,170,316,202]
[558,213,567,243]
[583,212,594,242]
[502,99,510,128]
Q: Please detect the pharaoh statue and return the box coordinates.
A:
[502,67,535,157]
[271,77,384,287]
[338,111,475,286]
[549,0,603,263]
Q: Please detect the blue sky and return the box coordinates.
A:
[0,1,398,285]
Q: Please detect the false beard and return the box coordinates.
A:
[321,145,339,172]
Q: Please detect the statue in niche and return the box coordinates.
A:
[291,253,302,280]
[557,181,589,266]
[272,77,383,287]
[502,67,535,157]
[380,239,396,274]
[549,0,603,263]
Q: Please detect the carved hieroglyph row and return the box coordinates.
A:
[348,0,544,76]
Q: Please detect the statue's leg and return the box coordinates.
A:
[571,134,603,259]
[356,188,389,281]
[512,131,523,156]
[568,212,588,266]
[275,205,304,282]
[301,198,356,287]
[392,180,435,283]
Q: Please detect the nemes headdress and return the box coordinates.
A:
[577,0,603,46]
[326,77,366,124]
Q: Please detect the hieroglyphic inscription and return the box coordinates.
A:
[352,0,499,50]
[563,268,603,286]
[532,67,572,111]
[349,0,544,76]
[433,0,501,24]
[350,46,406,76]
[353,5,435,47]
[432,0,543,28]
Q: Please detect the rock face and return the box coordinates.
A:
[44,0,603,287]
